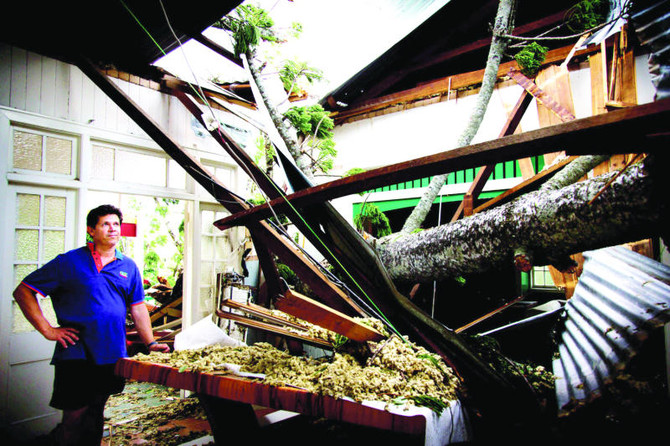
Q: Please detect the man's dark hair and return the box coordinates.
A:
[86,204,123,228]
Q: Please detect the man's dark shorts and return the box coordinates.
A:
[50,360,125,410]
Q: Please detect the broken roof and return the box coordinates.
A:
[0,0,243,80]
[320,0,611,111]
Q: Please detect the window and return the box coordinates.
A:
[91,143,186,189]
[12,129,76,177]
[12,191,71,333]
[530,265,557,289]
[199,206,236,314]
[196,162,235,198]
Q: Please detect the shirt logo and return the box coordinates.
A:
[119,271,128,278]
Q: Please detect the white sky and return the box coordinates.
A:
[155,0,449,100]
[260,0,449,96]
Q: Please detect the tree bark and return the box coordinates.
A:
[376,158,665,283]
[401,0,517,234]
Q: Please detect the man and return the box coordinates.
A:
[13,204,170,445]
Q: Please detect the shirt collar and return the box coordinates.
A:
[87,242,124,272]
[87,242,124,259]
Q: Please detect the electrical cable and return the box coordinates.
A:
[121,0,401,336]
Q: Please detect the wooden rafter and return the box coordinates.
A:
[472,156,579,214]
[76,57,367,318]
[450,88,533,222]
[214,97,670,230]
[331,44,602,125]
[339,8,569,107]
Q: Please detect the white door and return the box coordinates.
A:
[0,186,75,439]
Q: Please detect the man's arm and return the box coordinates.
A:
[13,283,79,348]
[129,302,170,353]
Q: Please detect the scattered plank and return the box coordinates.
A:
[215,309,333,349]
[275,290,386,343]
[220,299,306,331]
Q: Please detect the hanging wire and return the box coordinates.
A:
[121,0,402,336]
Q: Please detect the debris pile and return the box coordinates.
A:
[134,330,461,412]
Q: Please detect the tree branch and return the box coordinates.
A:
[400,0,517,235]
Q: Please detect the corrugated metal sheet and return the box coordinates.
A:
[552,246,670,415]
[632,0,670,99]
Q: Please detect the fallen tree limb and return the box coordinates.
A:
[375,157,665,283]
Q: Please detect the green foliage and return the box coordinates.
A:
[392,395,448,415]
[276,262,297,284]
[565,0,611,33]
[514,42,549,78]
[138,198,184,287]
[354,203,392,238]
[331,333,349,349]
[283,104,337,174]
[343,167,367,177]
[283,104,334,139]
[279,59,323,94]
[252,133,276,173]
[218,4,277,56]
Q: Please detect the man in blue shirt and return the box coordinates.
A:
[13,204,170,445]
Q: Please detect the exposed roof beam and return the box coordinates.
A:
[355,10,569,104]
[77,57,367,317]
[332,43,600,124]
[214,97,670,230]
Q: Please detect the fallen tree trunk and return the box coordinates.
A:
[374,156,666,283]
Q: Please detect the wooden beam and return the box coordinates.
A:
[450,88,533,222]
[275,290,386,342]
[472,156,578,214]
[351,8,568,105]
[214,97,670,230]
[77,57,367,318]
[151,297,183,323]
[190,32,243,67]
[509,69,575,123]
[215,309,333,348]
[221,299,308,331]
[332,44,601,124]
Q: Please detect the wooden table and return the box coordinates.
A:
[115,358,427,443]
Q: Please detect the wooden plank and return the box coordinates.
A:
[472,156,578,214]
[275,290,386,343]
[331,44,601,124]
[150,297,182,323]
[355,9,568,103]
[215,309,333,348]
[76,58,367,318]
[534,64,575,165]
[214,98,670,230]
[450,89,533,222]
[509,69,575,122]
[456,295,525,334]
[115,358,427,436]
[590,47,608,116]
[220,299,307,331]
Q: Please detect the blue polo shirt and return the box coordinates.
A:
[22,243,145,365]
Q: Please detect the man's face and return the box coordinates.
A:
[87,214,121,248]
